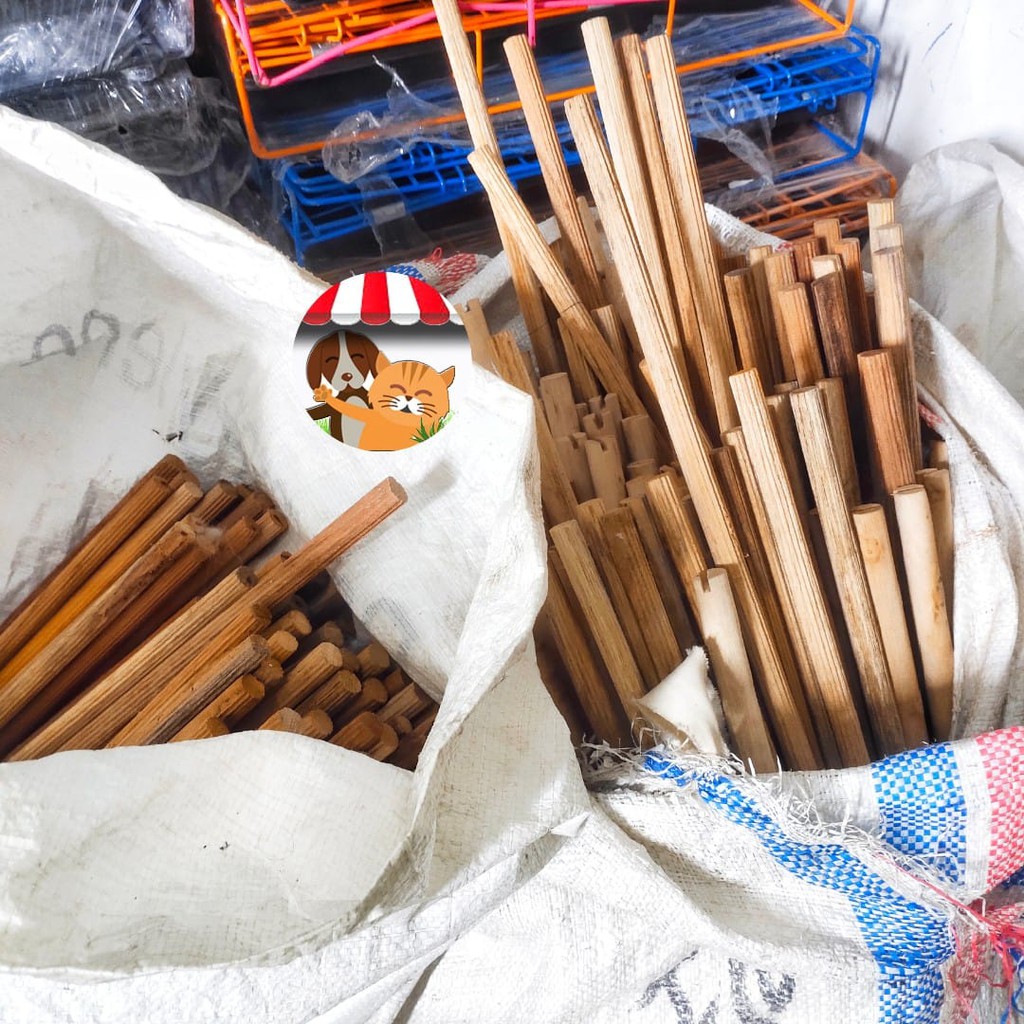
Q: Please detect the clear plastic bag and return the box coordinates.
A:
[0,0,194,99]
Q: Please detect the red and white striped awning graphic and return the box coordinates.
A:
[302,272,461,329]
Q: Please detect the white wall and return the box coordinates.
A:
[854,0,1024,180]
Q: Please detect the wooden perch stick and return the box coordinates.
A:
[731,369,868,766]
[893,484,954,739]
[564,88,819,770]
[851,504,928,747]
[695,569,777,772]
[790,386,905,755]
[504,34,603,310]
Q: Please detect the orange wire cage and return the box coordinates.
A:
[214,0,856,159]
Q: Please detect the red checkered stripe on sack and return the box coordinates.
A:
[976,727,1024,889]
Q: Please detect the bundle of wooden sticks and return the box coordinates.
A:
[437,7,954,770]
[0,459,433,769]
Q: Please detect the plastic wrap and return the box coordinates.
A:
[0,0,194,99]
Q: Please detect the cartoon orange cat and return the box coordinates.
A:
[312,354,455,451]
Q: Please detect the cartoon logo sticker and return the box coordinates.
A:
[296,272,465,452]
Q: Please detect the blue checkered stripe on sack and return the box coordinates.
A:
[871,743,966,887]
[646,755,954,1024]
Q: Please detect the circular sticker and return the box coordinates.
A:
[295,272,468,452]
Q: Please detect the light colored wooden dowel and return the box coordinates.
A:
[816,377,860,508]
[296,669,361,717]
[811,253,844,281]
[644,472,709,616]
[592,305,632,368]
[851,504,928,746]
[489,330,578,526]
[893,484,954,739]
[791,385,905,755]
[724,268,775,389]
[791,237,821,283]
[172,674,265,741]
[762,251,799,380]
[544,552,631,744]
[623,495,697,650]
[432,0,559,377]
[600,505,681,683]
[813,217,843,250]
[873,245,923,470]
[810,269,863,458]
[867,198,895,253]
[859,349,916,498]
[111,631,270,747]
[695,569,777,772]
[747,245,784,383]
[720,428,821,756]
[0,478,201,687]
[765,393,813,530]
[467,148,648,419]
[585,437,626,512]
[622,415,659,465]
[832,238,872,351]
[645,35,739,439]
[192,482,240,525]
[575,499,657,687]
[504,34,604,311]
[576,196,606,273]
[775,282,825,386]
[731,369,868,766]
[875,223,904,251]
[555,433,595,502]
[456,297,498,372]
[929,439,949,472]
[917,467,954,624]
[559,317,601,402]
[540,373,580,438]
[550,518,646,708]
[0,464,176,675]
[618,33,714,424]
[0,523,199,729]
[565,86,819,770]
[583,21,678,340]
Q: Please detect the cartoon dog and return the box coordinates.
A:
[305,330,387,447]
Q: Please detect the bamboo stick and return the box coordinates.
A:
[110,631,270,747]
[645,36,739,438]
[489,330,579,526]
[550,518,646,708]
[775,282,825,386]
[731,369,868,766]
[893,484,954,739]
[791,386,905,755]
[859,349,915,498]
[816,377,860,508]
[694,569,777,772]
[917,467,954,621]
[851,504,928,746]
[468,149,648,419]
[504,34,603,311]
[544,552,631,744]
[432,0,559,376]
[724,268,775,389]
[873,246,923,470]
[296,669,361,717]
[172,674,265,740]
[565,87,819,769]
[600,505,681,682]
